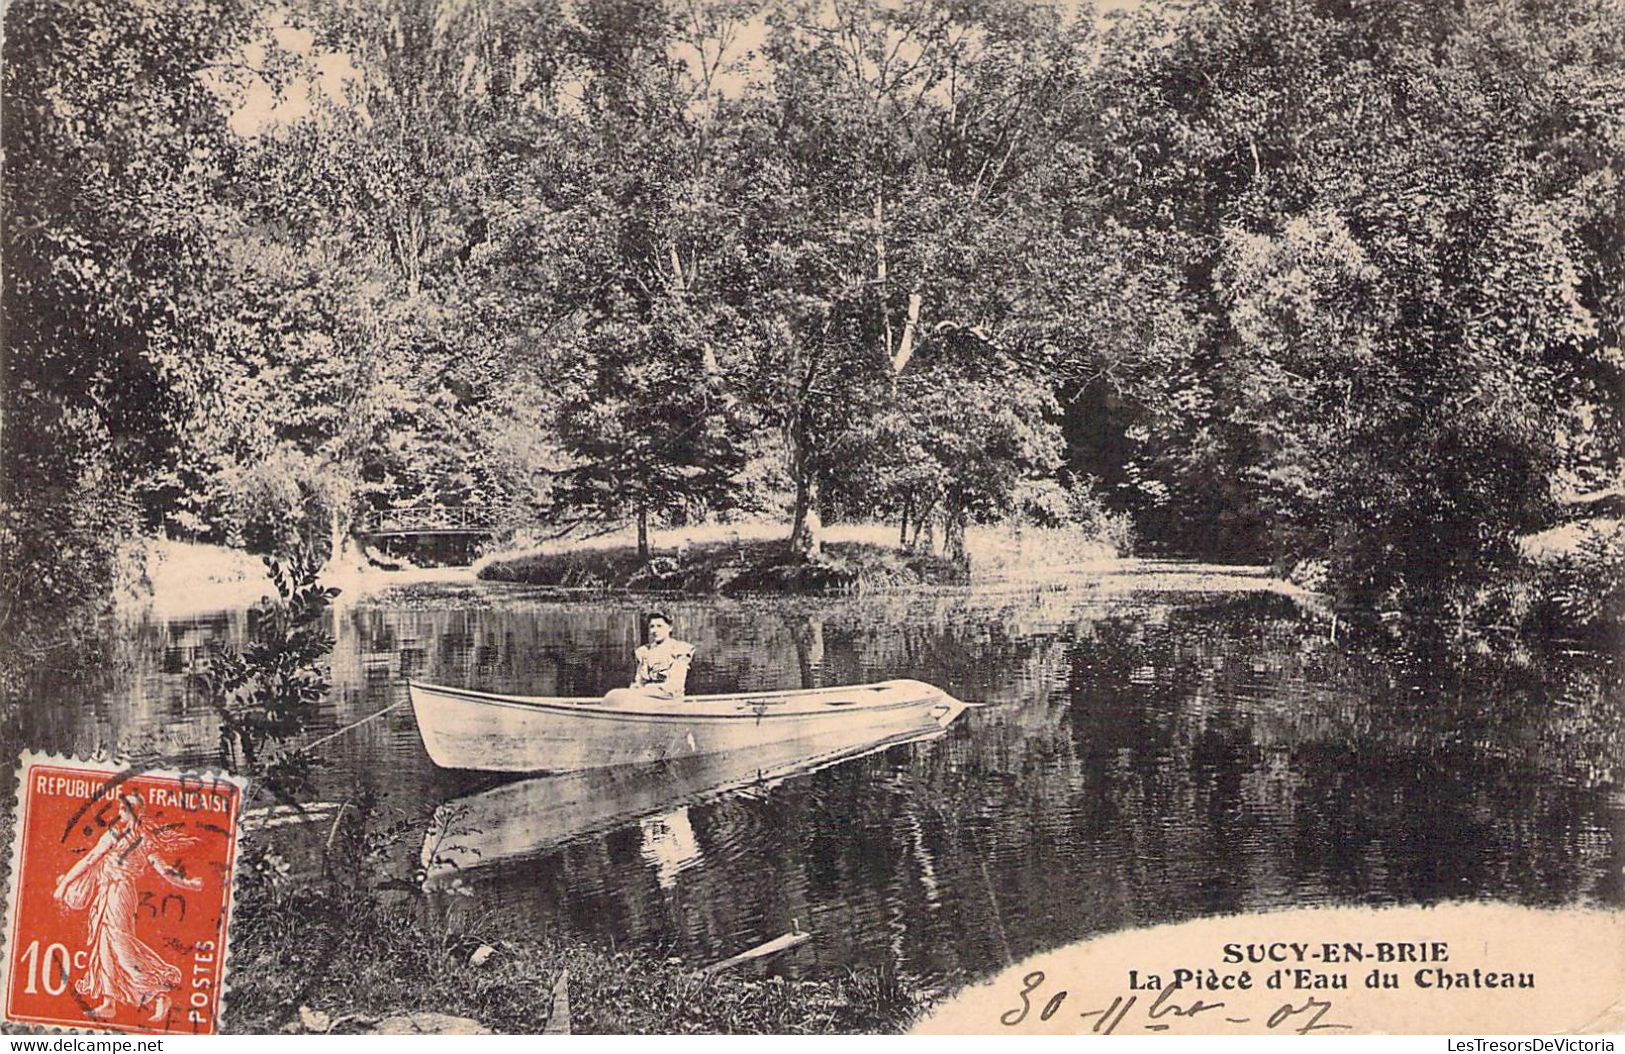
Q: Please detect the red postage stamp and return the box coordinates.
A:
[2,753,245,1034]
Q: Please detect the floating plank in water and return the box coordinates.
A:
[543,970,570,1035]
[242,801,348,830]
[700,924,812,976]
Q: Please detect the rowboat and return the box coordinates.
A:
[420,721,955,883]
[407,678,967,774]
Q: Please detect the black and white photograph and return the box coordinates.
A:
[1,0,1621,1037]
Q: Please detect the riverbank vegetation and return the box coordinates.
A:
[481,535,965,594]
[228,854,926,1034]
[4,0,1622,673]
[477,520,1124,593]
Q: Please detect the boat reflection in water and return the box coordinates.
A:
[639,807,700,890]
[420,706,967,887]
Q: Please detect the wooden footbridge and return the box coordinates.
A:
[360,505,512,541]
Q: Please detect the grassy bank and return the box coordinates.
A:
[228,872,926,1035]
[113,537,274,618]
[112,537,481,619]
[479,536,963,594]
[107,520,1130,613]
[478,521,1123,595]
[1505,516,1625,636]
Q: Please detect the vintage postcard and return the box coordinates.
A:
[1,0,1620,1039]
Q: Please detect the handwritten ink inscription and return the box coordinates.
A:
[1001,969,1354,1035]
[1007,967,1352,1032]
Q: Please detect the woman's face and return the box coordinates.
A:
[648,617,672,644]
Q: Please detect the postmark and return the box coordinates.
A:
[2,753,244,1035]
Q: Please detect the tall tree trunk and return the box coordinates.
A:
[908,497,936,553]
[789,473,822,557]
[874,196,890,364]
[789,615,824,690]
[898,498,910,547]
[329,507,348,567]
[918,514,937,555]
[872,196,924,377]
[786,424,822,557]
[325,473,354,568]
[636,503,649,561]
[891,290,922,374]
[942,505,968,568]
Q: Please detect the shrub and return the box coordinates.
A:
[197,549,338,797]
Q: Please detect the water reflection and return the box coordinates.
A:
[420,723,958,883]
[11,577,1623,985]
[640,808,700,890]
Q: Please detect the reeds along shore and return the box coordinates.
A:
[225,865,927,1035]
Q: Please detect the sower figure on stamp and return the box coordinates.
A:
[53,793,202,1023]
[604,611,695,703]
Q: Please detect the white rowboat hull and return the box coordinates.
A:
[407,678,967,773]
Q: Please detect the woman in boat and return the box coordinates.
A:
[604,611,695,703]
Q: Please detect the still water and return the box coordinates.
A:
[14,568,1625,984]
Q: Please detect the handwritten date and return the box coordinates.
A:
[1001,970,1352,1034]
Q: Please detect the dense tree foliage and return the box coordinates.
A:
[1086,0,1624,608]
[1,0,260,623]
[3,0,1620,625]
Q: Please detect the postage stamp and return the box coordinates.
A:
[2,753,245,1035]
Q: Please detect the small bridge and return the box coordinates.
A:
[360,505,512,540]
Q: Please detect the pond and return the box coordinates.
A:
[12,567,1624,985]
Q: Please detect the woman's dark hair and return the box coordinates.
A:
[646,611,673,626]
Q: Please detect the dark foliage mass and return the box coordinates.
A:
[2,0,1620,624]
